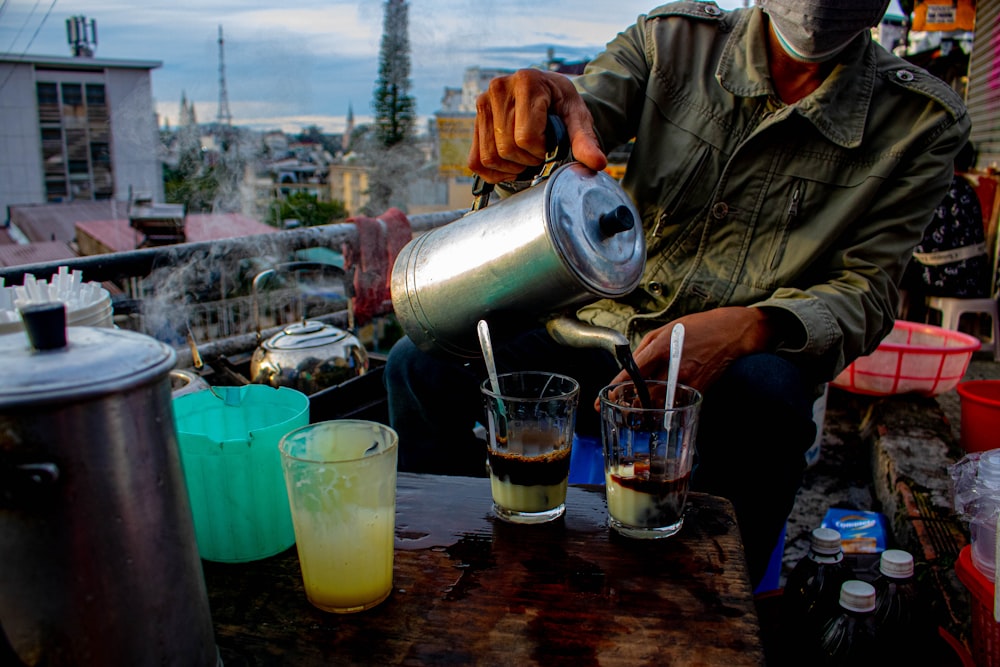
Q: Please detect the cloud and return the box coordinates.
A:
[3,0,750,133]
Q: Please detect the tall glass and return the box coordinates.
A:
[279,419,398,613]
[481,371,579,524]
[600,382,701,539]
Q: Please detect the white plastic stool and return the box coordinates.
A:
[925,296,1000,361]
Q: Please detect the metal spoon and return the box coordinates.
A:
[477,319,502,397]
[651,323,684,477]
[665,323,685,412]
[477,319,507,435]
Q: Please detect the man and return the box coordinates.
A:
[385,0,969,587]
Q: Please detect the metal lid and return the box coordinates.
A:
[0,304,175,408]
[545,163,646,298]
[263,320,354,350]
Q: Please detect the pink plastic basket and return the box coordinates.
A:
[832,320,979,396]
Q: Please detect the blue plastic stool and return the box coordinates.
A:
[754,524,786,594]
[569,434,604,484]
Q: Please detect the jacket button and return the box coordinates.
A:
[647,281,663,296]
[703,5,722,16]
[895,69,915,82]
[712,202,729,219]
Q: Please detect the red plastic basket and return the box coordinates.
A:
[957,545,1000,667]
[832,320,979,396]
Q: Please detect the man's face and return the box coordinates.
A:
[759,0,892,62]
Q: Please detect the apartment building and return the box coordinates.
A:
[0,53,163,223]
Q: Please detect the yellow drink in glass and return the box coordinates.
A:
[280,420,398,613]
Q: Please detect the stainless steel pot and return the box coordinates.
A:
[250,264,368,394]
[0,303,217,666]
[390,162,646,357]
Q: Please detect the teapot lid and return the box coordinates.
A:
[0,302,176,408]
[545,163,645,298]
[263,320,355,351]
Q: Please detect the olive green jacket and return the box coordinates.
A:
[574,2,970,382]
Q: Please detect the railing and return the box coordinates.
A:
[1,209,466,365]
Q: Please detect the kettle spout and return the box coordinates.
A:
[545,316,629,357]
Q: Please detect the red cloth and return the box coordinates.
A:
[344,208,411,326]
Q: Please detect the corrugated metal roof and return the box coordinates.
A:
[75,213,277,253]
[9,201,124,244]
[0,241,76,268]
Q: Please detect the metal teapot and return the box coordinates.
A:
[0,303,218,666]
[249,263,368,394]
[390,152,646,358]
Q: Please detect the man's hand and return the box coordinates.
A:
[596,307,781,409]
[469,68,607,183]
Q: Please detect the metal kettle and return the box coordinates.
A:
[0,303,218,666]
[249,263,368,394]
[390,160,646,358]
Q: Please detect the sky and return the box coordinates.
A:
[0,0,748,135]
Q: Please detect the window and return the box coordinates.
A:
[36,83,57,106]
[61,83,83,107]
[85,84,106,106]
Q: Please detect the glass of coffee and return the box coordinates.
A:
[480,372,579,524]
[599,381,701,539]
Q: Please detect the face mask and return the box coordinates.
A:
[759,0,892,62]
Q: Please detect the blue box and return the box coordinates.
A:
[821,508,889,554]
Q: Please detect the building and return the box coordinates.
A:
[0,53,163,224]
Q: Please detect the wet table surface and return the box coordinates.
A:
[203,473,764,666]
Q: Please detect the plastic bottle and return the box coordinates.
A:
[872,549,924,661]
[970,451,1000,578]
[817,580,879,666]
[783,528,853,644]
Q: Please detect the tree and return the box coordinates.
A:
[373,0,415,148]
[366,0,419,214]
[267,191,347,228]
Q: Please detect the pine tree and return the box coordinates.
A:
[366,0,419,214]
[373,0,415,147]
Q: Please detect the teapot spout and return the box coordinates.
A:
[545,315,629,357]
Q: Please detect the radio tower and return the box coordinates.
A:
[216,25,233,127]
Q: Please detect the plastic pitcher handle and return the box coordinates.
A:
[208,385,245,407]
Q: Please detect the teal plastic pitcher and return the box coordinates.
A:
[173,385,309,562]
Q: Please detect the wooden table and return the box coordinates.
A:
[203,473,764,666]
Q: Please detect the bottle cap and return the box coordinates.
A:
[810,527,843,555]
[980,452,1000,489]
[879,549,914,578]
[839,580,876,613]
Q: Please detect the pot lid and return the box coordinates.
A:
[0,302,176,408]
[545,163,646,298]
[263,320,355,350]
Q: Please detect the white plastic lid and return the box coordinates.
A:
[839,580,877,613]
[810,527,843,555]
[879,549,915,578]
[979,452,1000,489]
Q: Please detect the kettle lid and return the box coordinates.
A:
[0,303,176,408]
[545,163,645,298]
[263,320,355,350]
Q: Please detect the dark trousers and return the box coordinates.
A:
[383,329,817,588]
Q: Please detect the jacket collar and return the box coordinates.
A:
[717,7,876,149]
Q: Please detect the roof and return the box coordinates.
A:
[0,53,162,70]
[9,201,125,244]
[0,240,76,268]
[76,213,277,253]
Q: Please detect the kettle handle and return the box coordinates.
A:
[471,114,570,212]
[251,261,348,344]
